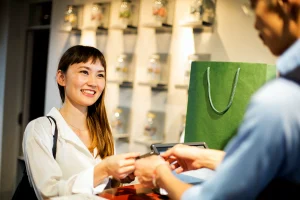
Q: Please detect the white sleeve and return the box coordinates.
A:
[23,120,108,198]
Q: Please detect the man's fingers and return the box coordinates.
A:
[171,162,180,170]
[165,156,177,164]
[175,167,184,174]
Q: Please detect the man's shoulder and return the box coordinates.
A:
[251,78,300,111]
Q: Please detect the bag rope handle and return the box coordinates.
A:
[207,67,241,115]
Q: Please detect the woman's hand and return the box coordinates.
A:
[103,152,140,180]
[134,155,169,187]
[162,144,225,173]
[120,172,135,183]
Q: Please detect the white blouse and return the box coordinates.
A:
[23,107,109,199]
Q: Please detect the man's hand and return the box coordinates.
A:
[162,144,225,172]
[134,155,168,187]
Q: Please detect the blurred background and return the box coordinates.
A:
[0,0,276,199]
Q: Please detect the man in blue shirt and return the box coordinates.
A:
[134,0,300,199]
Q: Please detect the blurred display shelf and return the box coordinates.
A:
[179,20,203,28]
[138,82,168,91]
[59,28,82,34]
[107,80,133,88]
[134,138,163,146]
[110,24,138,34]
[82,26,108,34]
[113,133,130,139]
[175,84,189,90]
[142,22,172,33]
[27,25,50,30]
[179,20,214,33]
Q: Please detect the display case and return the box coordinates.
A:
[142,0,175,32]
[134,110,165,145]
[111,107,131,139]
[175,54,211,90]
[138,53,169,91]
[179,0,216,32]
[52,0,219,154]
[63,5,83,32]
[111,0,140,34]
[108,53,134,88]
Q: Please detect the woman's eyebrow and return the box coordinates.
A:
[78,66,91,70]
[78,66,105,72]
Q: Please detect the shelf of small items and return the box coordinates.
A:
[113,133,130,139]
[90,2,111,35]
[59,28,82,34]
[174,84,189,90]
[110,24,138,34]
[107,80,133,89]
[61,5,83,34]
[95,27,109,35]
[138,82,168,92]
[81,26,108,35]
[142,22,172,33]
[179,20,203,28]
[179,20,214,33]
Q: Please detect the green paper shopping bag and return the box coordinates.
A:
[185,61,276,150]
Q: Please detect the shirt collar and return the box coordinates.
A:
[276,39,300,76]
[47,107,97,158]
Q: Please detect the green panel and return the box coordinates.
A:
[185,61,276,150]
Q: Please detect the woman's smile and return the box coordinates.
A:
[81,89,96,97]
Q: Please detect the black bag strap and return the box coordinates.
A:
[46,116,58,159]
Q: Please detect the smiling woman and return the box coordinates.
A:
[19,45,140,200]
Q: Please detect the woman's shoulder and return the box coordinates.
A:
[24,116,53,141]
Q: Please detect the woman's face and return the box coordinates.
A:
[57,59,106,109]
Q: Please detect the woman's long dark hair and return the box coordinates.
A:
[57,45,114,158]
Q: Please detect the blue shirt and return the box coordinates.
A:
[182,39,300,200]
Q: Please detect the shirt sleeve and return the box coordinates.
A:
[182,96,288,200]
[23,119,108,198]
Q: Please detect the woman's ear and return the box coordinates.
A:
[56,70,66,86]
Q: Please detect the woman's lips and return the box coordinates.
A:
[81,89,96,97]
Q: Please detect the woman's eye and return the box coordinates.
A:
[80,70,88,75]
[98,73,105,78]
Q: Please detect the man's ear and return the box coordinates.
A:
[277,0,291,12]
[56,70,66,86]
[287,0,300,6]
[279,0,300,19]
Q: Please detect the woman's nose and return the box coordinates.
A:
[87,75,97,87]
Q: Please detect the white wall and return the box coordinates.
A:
[45,0,276,154]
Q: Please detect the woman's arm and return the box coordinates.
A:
[94,152,139,187]
[24,119,109,198]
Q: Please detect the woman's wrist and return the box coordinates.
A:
[94,161,110,186]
